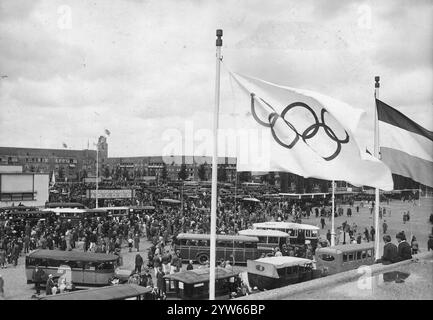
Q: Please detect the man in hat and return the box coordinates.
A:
[32,265,45,295]
[134,253,144,274]
[395,232,412,262]
[376,235,398,265]
[46,274,55,295]
[428,234,433,251]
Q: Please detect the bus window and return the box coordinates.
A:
[305,230,311,238]
[84,262,96,271]
[343,254,348,262]
[39,259,48,267]
[244,242,256,249]
[289,230,296,237]
[356,251,362,260]
[361,251,367,259]
[348,253,354,261]
[277,268,286,277]
[216,240,228,247]
[319,254,335,261]
[26,257,38,266]
[268,237,279,244]
[47,259,62,268]
[199,240,209,247]
[366,250,373,258]
[258,236,266,243]
[97,262,114,270]
[234,241,244,248]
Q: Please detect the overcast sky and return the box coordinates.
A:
[0,0,431,157]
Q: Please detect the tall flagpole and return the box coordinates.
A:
[331,180,336,246]
[209,29,222,300]
[374,76,380,259]
[96,142,99,208]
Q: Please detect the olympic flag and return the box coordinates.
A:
[228,72,394,191]
[376,99,433,188]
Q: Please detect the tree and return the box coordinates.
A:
[218,166,227,182]
[178,164,187,181]
[198,163,207,181]
[161,163,168,182]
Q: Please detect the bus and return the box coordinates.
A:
[315,243,375,276]
[25,249,122,286]
[41,208,108,224]
[247,256,321,291]
[39,284,152,300]
[164,267,239,300]
[45,202,87,209]
[238,229,289,255]
[173,233,260,265]
[98,206,131,218]
[252,222,320,247]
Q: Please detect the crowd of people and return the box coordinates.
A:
[1,181,432,299]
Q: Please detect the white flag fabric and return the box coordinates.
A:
[228,72,394,191]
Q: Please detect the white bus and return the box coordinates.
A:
[252,221,320,247]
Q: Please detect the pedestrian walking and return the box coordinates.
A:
[135,253,143,274]
[134,234,140,252]
[382,220,388,234]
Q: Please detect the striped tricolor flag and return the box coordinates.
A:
[376,99,433,188]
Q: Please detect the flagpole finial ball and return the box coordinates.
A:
[375,76,380,88]
[216,29,223,47]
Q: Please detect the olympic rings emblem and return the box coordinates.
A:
[250,93,349,161]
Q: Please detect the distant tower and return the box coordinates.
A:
[98,136,108,160]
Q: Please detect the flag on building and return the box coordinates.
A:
[105,129,111,136]
[228,72,394,190]
[376,99,433,188]
[62,143,68,148]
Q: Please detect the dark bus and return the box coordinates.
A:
[173,233,260,265]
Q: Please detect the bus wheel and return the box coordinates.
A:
[197,254,209,265]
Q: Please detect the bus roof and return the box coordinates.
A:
[45,202,87,209]
[39,284,151,300]
[164,267,239,284]
[42,208,86,213]
[316,243,374,254]
[98,206,131,210]
[252,256,313,269]
[176,233,259,242]
[0,206,38,211]
[27,249,119,262]
[238,229,289,237]
[253,222,320,231]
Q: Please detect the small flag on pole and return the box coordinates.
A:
[228,72,394,191]
[105,129,111,136]
[62,143,68,148]
[376,99,433,187]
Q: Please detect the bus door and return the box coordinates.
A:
[216,240,228,262]
[244,241,257,260]
[95,261,115,285]
[83,261,97,284]
[69,261,85,284]
[233,240,245,263]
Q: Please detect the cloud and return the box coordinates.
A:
[0,0,431,158]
